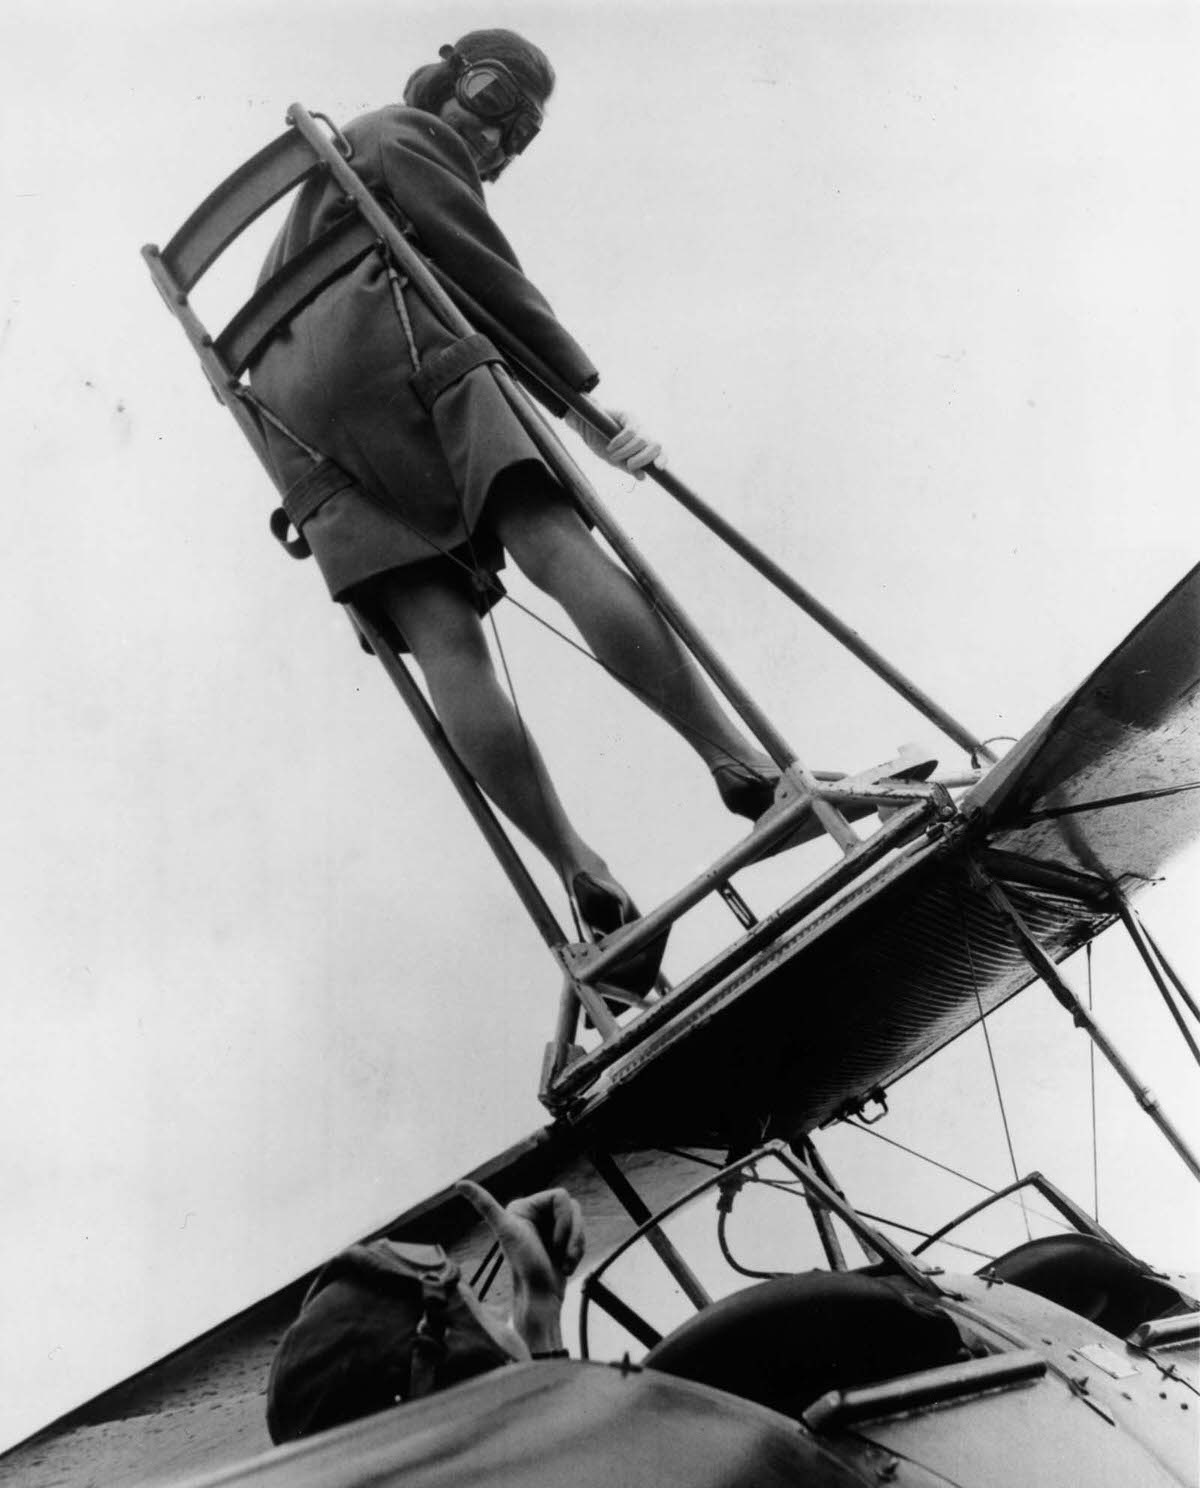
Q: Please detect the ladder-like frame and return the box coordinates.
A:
[143,104,999,1111]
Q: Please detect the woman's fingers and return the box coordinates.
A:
[604,409,667,479]
[457,1182,585,1279]
[545,1189,585,1274]
[456,1179,508,1235]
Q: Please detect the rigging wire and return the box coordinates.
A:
[844,1123,994,1194]
[1087,942,1099,1223]
[851,1210,995,1264]
[340,471,769,819]
[843,1121,1074,1239]
[956,886,1031,1241]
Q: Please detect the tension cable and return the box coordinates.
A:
[956,887,1031,1241]
[1087,943,1099,1222]
[844,1120,1072,1240]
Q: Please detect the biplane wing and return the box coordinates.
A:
[5,569,1195,1488]
[968,559,1200,882]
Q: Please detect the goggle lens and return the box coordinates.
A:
[453,60,542,156]
[458,68,521,116]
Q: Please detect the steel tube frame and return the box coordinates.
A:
[969,863,1200,1182]
[549,800,936,1104]
[561,783,942,991]
[792,1138,849,1271]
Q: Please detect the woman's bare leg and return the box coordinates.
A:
[370,570,614,885]
[490,476,773,776]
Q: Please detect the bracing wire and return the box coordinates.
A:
[842,1126,996,1196]
[956,886,1031,1241]
[658,1140,1077,1275]
[844,1121,1077,1239]
[851,1210,995,1264]
[350,475,764,831]
[1087,942,1099,1222]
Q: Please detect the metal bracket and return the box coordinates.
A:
[841,1087,889,1125]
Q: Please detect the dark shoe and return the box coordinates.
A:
[712,761,781,821]
[715,753,939,861]
[570,871,668,1002]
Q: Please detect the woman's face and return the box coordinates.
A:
[438,97,509,177]
[437,87,544,177]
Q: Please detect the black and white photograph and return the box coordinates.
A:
[2,3,1198,1484]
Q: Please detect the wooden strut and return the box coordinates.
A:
[588,1149,713,1310]
[1109,893,1200,1067]
[967,862,1200,1182]
[791,1137,849,1271]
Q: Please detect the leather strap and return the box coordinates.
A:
[269,458,356,559]
[411,332,502,411]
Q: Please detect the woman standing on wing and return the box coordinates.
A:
[252,30,780,988]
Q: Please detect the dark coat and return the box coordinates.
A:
[251,106,600,600]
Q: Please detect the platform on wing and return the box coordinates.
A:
[548,563,1200,1151]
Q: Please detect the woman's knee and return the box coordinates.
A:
[370,572,491,670]
[492,482,602,598]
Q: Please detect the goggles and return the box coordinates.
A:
[439,45,543,157]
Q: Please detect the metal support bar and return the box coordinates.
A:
[581,1274,663,1353]
[802,1351,1046,1432]
[969,863,1200,1182]
[349,605,568,953]
[792,1138,849,1271]
[142,246,281,486]
[588,1149,712,1310]
[976,848,1113,909]
[568,786,942,992]
[550,801,935,1104]
[1139,921,1200,1025]
[1111,894,1200,1066]
[1129,1314,1200,1350]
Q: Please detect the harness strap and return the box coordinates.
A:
[217,215,378,375]
[411,332,502,412]
[267,457,358,559]
[407,1270,456,1401]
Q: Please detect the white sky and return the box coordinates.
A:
[2,0,1198,1456]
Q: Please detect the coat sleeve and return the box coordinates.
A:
[352,108,601,409]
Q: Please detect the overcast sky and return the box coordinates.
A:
[2,0,1198,1456]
